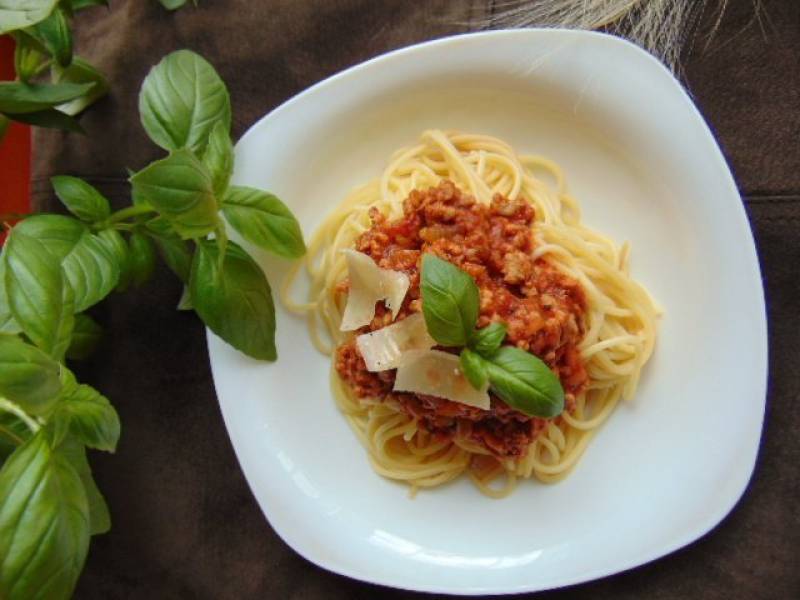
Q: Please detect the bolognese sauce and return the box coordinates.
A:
[335,181,588,458]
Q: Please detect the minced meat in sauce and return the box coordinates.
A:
[335,181,588,458]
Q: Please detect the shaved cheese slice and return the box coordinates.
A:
[356,313,436,372]
[340,249,410,331]
[393,349,491,410]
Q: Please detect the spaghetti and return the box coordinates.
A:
[282,130,659,497]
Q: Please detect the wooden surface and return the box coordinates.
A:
[27,1,799,598]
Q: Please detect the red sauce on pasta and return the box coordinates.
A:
[335,181,588,458]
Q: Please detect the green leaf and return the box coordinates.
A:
[57,437,110,535]
[0,432,89,600]
[158,0,188,10]
[138,49,231,153]
[190,240,276,360]
[153,234,191,283]
[469,322,507,356]
[145,218,192,282]
[0,114,8,141]
[129,149,218,240]
[484,346,564,418]
[53,57,108,116]
[52,383,120,452]
[0,412,30,462]
[202,119,233,196]
[3,228,74,359]
[29,6,72,67]
[0,81,91,114]
[420,254,479,348]
[215,225,228,275]
[127,231,156,287]
[13,31,48,82]
[60,232,118,312]
[221,186,306,259]
[0,334,62,415]
[51,175,111,221]
[13,214,119,313]
[176,285,193,310]
[8,215,85,259]
[70,0,108,10]
[97,229,131,292]
[4,107,83,133]
[0,0,59,35]
[65,313,101,360]
[459,348,488,391]
[0,260,22,335]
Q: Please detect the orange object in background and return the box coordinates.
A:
[0,35,32,223]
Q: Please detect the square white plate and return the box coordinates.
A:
[207,30,767,594]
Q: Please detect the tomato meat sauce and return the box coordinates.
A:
[335,181,588,458]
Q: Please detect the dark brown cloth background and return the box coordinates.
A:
[29,0,799,598]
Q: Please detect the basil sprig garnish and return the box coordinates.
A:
[420,254,565,418]
[0,49,304,599]
[0,1,193,137]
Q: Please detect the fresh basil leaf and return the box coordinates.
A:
[3,228,74,359]
[484,346,564,418]
[13,31,48,82]
[0,334,62,415]
[57,437,109,535]
[51,175,111,221]
[459,348,488,391]
[469,322,507,356]
[97,229,131,292]
[61,232,118,312]
[130,169,151,207]
[4,107,83,132]
[190,240,277,361]
[176,285,193,310]
[70,0,108,10]
[158,0,189,11]
[0,0,59,35]
[0,260,22,335]
[52,383,120,452]
[145,219,192,283]
[65,313,101,360]
[0,81,91,114]
[11,214,84,258]
[221,186,305,258]
[214,227,228,275]
[202,120,233,196]
[0,412,30,462]
[138,49,231,153]
[0,432,89,599]
[153,234,191,283]
[420,254,479,348]
[128,231,156,287]
[53,57,108,116]
[144,216,177,236]
[58,365,79,397]
[10,214,117,313]
[14,216,119,313]
[129,149,218,240]
[29,6,72,66]
[0,114,8,140]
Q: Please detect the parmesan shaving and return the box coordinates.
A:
[393,349,491,410]
[356,313,436,372]
[340,249,410,331]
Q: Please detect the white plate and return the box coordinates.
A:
[207,30,767,594]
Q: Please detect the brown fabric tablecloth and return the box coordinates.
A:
[30,1,799,598]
